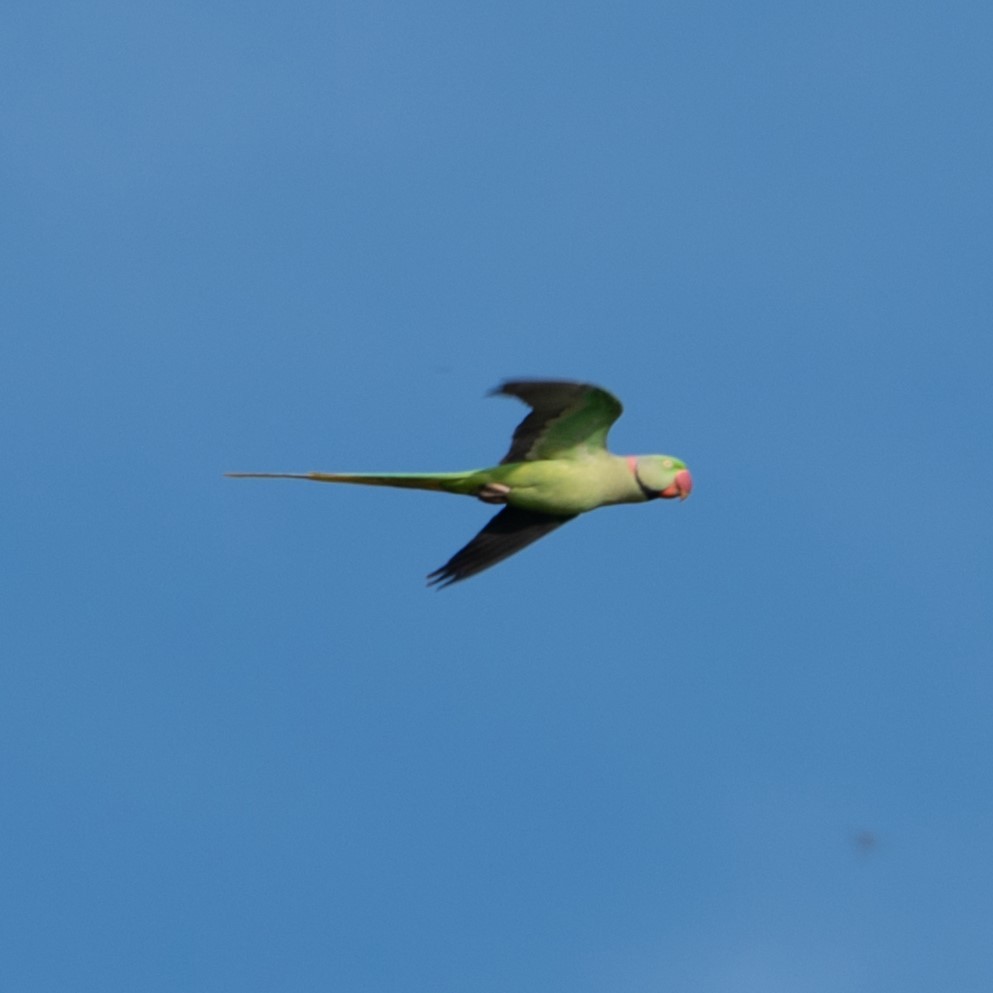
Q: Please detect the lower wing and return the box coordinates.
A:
[427,506,576,588]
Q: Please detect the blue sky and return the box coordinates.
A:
[3,1,992,990]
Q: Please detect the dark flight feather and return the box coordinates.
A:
[427,506,576,588]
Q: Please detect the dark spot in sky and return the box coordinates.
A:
[854,830,878,854]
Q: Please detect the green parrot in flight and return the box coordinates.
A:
[228,380,692,587]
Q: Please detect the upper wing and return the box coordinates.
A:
[492,380,624,463]
[427,506,576,588]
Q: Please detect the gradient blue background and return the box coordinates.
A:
[3,2,992,990]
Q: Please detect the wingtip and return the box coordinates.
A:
[425,566,458,590]
[487,378,546,396]
[487,378,544,394]
[489,377,592,399]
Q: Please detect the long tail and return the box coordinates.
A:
[225,470,482,495]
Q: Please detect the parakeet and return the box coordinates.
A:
[228,380,692,587]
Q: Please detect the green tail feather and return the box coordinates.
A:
[225,470,483,495]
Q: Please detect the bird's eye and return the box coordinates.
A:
[662,458,673,468]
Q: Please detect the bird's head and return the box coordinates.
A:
[635,456,693,500]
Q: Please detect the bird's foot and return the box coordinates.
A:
[477,482,511,505]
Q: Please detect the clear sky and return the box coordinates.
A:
[3,2,992,991]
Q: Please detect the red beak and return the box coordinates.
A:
[659,468,693,501]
